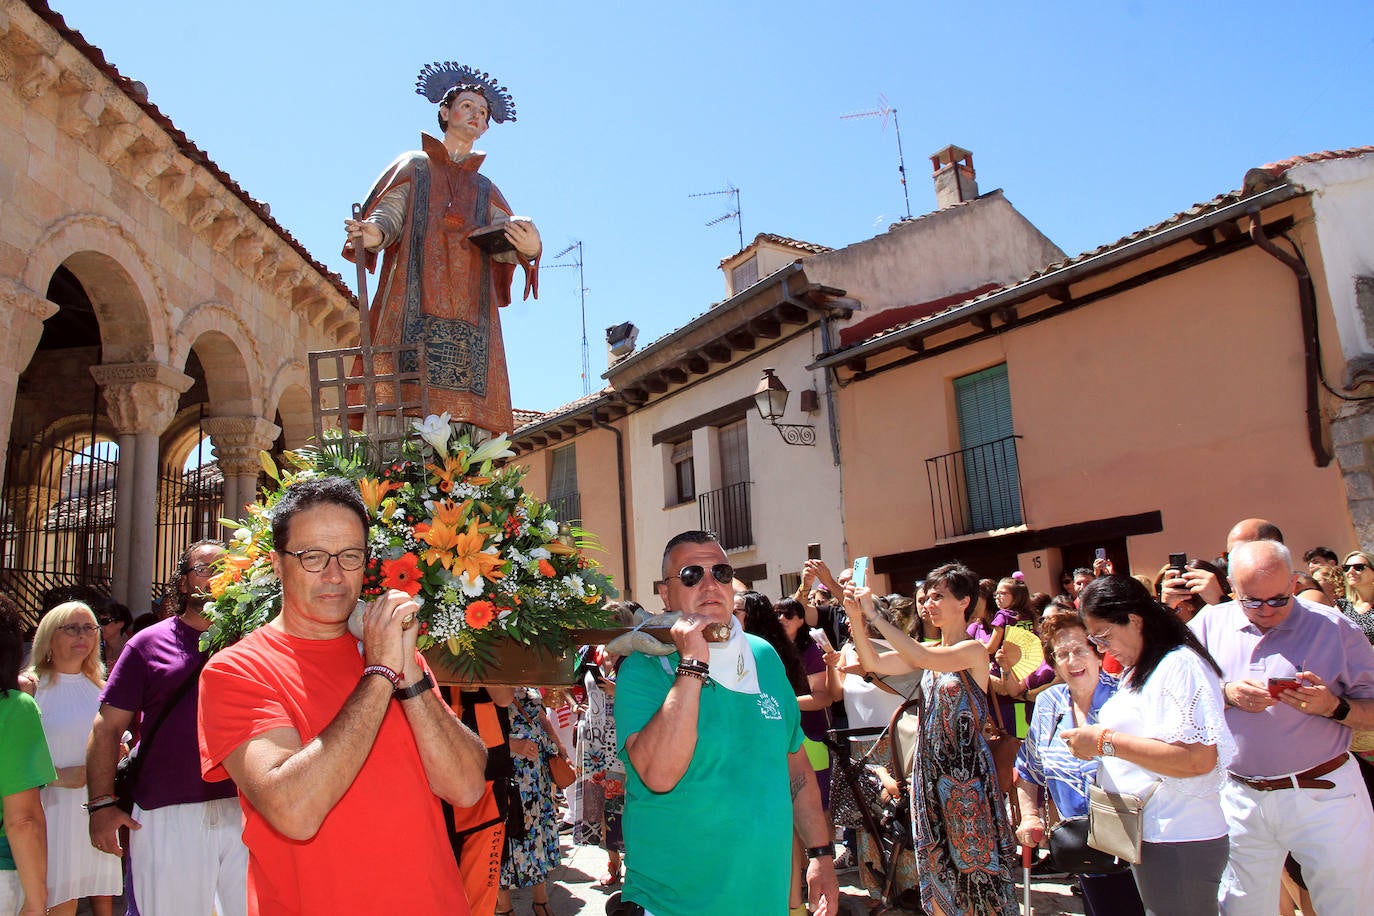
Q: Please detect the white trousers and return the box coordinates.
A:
[130,798,248,916]
[1219,755,1374,916]
[0,871,21,916]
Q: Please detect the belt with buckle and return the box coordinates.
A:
[1230,753,1348,791]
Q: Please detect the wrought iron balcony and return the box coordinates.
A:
[925,435,1024,540]
[699,481,753,551]
[548,492,582,525]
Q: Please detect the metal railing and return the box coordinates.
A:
[548,492,581,525]
[699,481,753,550]
[925,435,1023,540]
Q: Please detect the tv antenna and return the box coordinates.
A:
[841,94,912,220]
[549,241,590,395]
[689,184,743,251]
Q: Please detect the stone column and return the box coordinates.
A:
[92,363,193,610]
[202,416,280,520]
[0,281,59,474]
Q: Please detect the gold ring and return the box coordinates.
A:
[401,612,416,629]
[1301,701,1308,710]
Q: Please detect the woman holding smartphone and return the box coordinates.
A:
[844,564,1019,916]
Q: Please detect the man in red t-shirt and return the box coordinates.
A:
[198,477,488,915]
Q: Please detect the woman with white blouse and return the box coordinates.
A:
[1062,576,1235,916]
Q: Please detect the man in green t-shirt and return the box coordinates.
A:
[615,530,840,916]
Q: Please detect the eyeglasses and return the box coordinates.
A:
[1346,563,1370,573]
[1237,594,1292,610]
[668,563,734,589]
[1052,645,1094,664]
[282,548,368,573]
[183,562,217,575]
[58,623,99,637]
[1085,625,1115,649]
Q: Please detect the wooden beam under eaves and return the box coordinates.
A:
[622,388,649,405]
[683,355,708,375]
[905,337,925,353]
[776,303,809,324]
[662,366,688,384]
[971,313,994,332]
[749,316,781,339]
[1047,284,1072,304]
[704,343,732,363]
[644,374,668,394]
[725,329,756,351]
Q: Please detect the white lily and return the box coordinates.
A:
[470,434,515,465]
[413,413,454,459]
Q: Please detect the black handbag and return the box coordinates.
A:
[1049,815,1131,875]
[113,654,207,814]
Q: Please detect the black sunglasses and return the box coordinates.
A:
[668,563,734,589]
[1346,563,1370,573]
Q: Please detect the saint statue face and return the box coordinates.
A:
[441,90,490,143]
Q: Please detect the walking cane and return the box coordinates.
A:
[1017,771,1038,915]
[349,203,378,438]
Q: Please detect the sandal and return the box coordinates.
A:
[597,863,623,888]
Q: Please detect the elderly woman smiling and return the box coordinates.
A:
[1014,614,1144,915]
[1062,576,1235,916]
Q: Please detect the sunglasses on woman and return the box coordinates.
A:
[1346,562,1370,573]
[667,563,735,589]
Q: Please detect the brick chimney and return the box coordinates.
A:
[930,145,978,210]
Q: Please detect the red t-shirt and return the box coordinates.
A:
[198,625,468,916]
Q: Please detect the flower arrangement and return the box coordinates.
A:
[202,414,618,680]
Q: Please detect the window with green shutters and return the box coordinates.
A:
[952,364,1022,531]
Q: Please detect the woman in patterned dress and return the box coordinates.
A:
[497,688,565,916]
[844,564,1019,916]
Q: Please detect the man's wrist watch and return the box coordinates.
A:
[395,671,435,701]
[1330,696,1351,721]
[804,845,834,860]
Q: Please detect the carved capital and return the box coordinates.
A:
[0,280,57,373]
[90,363,194,435]
[202,415,280,453]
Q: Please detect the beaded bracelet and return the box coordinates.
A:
[677,658,710,676]
[675,664,709,683]
[362,664,403,690]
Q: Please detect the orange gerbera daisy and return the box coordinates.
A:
[465,600,496,629]
[379,553,424,597]
[538,558,557,578]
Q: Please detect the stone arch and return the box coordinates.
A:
[22,213,168,363]
[181,330,257,420]
[264,361,313,448]
[176,302,262,416]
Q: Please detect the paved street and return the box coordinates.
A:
[81,832,1086,916]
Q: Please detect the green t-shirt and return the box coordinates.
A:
[615,635,803,916]
[0,689,57,871]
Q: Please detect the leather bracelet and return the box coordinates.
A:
[395,671,435,701]
[677,658,710,675]
[805,845,834,859]
[84,799,119,814]
[675,665,709,683]
[362,664,403,690]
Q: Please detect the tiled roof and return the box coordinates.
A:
[512,388,611,433]
[718,233,832,267]
[1246,145,1374,186]
[824,147,1371,357]
[24,1,355,304]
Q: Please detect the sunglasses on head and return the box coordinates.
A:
[778,609,802,620]
[668,563,734,589]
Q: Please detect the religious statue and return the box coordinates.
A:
[343,63,541,436]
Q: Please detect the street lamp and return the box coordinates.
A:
[753,368,816,446]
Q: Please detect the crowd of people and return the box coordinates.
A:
[6,494,1374,916]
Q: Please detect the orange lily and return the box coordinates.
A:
[357,477,401,513]
[431,499,471,528]
[451,519,506,582]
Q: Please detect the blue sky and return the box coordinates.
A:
[52,0,1373,413]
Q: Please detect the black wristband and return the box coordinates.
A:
[84,799,119,815]
[394,671,435,701]
[677,658,710,675]
[805,845,834,859]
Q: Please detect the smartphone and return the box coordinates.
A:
[1168,552,1188,573]
[1267,677,1301,699]
[810,627,835,653]
[1094,547,1107,562]
[807,543,822,560]
[852,556,870,589]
